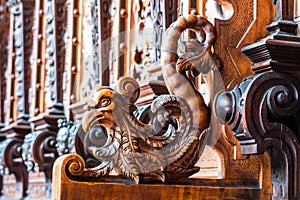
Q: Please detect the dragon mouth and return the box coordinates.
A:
[88,115,105,130]
[83,110,106,132]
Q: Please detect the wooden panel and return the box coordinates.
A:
[213,0,276,88]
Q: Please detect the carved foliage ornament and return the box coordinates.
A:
[56,119,78,155]
[79,14,217,183]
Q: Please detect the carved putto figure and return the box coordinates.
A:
[80,14,218,183]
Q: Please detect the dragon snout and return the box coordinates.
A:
[85,125,109,148]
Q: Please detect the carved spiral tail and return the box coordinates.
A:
[161,14,214,133]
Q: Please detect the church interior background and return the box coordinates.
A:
[0,0,299,199]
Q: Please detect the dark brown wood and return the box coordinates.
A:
[0,2,35,197]
[215,71,300,200]
[241,1,300,74]
[21,130,58,198]
[99,0,112,85]
[43,0,67,113]
[52,7,275,198]
[0,2,9,127]
[2,0,35,127]
[0,0,299,199]
[214,0,276,88]
[0,138,28,198]
[214,1,300,198]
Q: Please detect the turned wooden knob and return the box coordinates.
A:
[214,92,235,123]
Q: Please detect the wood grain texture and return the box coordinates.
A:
[213,0,276,88]
[52,153,272,200]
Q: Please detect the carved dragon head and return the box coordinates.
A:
[82,86,115,132]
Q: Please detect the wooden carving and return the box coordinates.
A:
[44,0,67,113]
[0,2,9,128]
[131,0,179,82]
[215,72,300,199]
[89,0,112,86]
[21,130,58,197]
[0,138,28,197]
[84,0,101,91]
[77,14,217,183]
[214,0,300,199]
[213,0,275,88]
[56,119,77,155]
[78,0,112,99]
[5,0,35,123]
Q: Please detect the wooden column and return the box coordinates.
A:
[20,0,68,198]
[0,2,9,130]
[1,0,35,135]
[0,0,36,197]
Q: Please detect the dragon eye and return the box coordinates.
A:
[99,98,111,107]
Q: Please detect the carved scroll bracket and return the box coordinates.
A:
[21,130,58,197]
[0,138,28,197]
[214,72,300,199]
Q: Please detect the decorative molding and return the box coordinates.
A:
[213,1,300,197]
[241,0,299,74]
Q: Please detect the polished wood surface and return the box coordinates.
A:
[52,153,272,200]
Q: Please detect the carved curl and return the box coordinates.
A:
[65,154,85,177]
